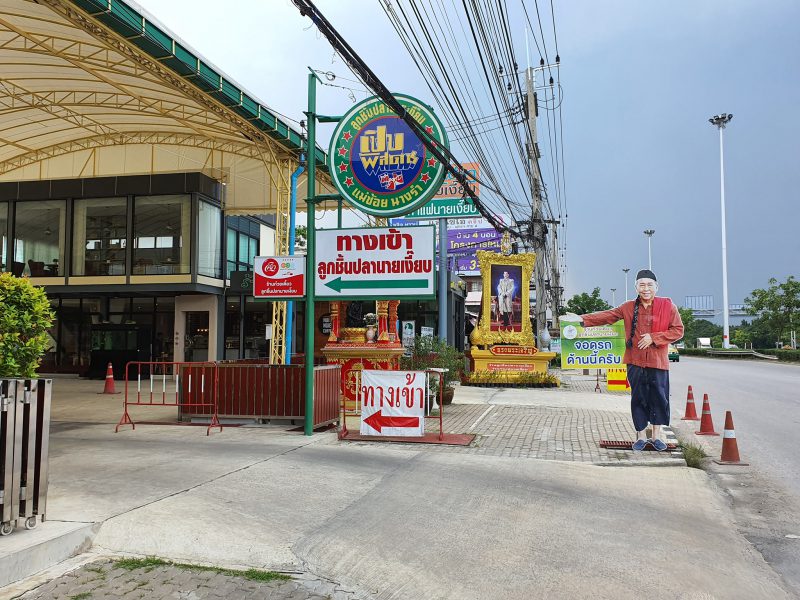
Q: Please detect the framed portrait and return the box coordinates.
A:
[471,250,536,347]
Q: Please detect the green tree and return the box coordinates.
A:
[677,307,695,344]
[0,273,55,378]
[744,276,800,345]
[693,319,723,340]
[730,327,752,348]
[563,287,612,315]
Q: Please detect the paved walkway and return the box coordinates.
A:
[2,370,694,600]
[14,557,358,600]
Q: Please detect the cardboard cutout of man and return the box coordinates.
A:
[497,271,515,327]
[560,270,684,451]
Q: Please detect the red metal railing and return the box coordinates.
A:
[117,361,341,433]
[208,362,339,429]
[116,362,222,435]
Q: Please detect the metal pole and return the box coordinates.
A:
[337,196,343,229]
[622,268,630,302]
[643,230,655,270]
[303,71,318,436]
[719,125,731,348]
[438,217,448,342]
[285,156,306,365]
[610,288,616,306]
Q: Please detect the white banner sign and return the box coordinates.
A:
[315,226,436,299]
[360,370,426,437]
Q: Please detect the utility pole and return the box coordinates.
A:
[526,65,552,348]
[622,268,630,302]
[709,113,733,349]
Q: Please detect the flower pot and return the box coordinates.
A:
[365,325,376,343]
[441,387,455,405]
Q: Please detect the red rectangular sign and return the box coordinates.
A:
[253,256,305,298]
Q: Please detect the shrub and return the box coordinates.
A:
[464,370,560,387]
[0,273,55,378]
[400,336,464,389]
[756,349,800,363]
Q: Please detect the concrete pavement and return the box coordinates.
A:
[0,371,791,599]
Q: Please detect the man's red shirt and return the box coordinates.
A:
[582,297,684,370]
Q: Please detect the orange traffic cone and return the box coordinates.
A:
[681,385,700,421]
[102,362,117,394]
[695,393,719,436]
[714,411,749,465]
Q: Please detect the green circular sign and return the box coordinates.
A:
[328,94,449,217]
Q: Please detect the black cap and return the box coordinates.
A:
[636,269,657,281]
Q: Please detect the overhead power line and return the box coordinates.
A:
[292,0,517,235]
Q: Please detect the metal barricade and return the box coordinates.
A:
[0,379,52,536]
[116,362,222,435]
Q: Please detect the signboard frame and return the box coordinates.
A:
[559,320,626,370]
[252,255,305,299]
[314,225,437,301]
[360,369,426,437]
[328,94,449,217]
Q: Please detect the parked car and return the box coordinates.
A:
[668,344,680,362]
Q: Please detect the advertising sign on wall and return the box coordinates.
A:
[328,94,449,217]
[360,370,426,436]
[559,320,626,369]
[314,225,436,299]
[253,256,305,298]
[406,162,481,219]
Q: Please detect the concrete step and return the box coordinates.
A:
[0,520,98,588]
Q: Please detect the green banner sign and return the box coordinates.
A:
[560,320,626,369]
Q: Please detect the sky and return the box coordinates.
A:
[133,0,800,316]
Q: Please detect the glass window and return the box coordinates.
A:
[133,195,190,274]
[198,201,222,278]
[13,200,66,277]
[0,202,7,273]
[227,228,236,261]
[249,237,258,264]
[238,234,250,269]
[72,197,127,276]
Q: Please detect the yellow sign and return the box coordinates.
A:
[606,366,630,392]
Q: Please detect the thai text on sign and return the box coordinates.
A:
[315,225,435,299]
[360,370,426,436]
[560,320,626,369]
[253,256,305,298]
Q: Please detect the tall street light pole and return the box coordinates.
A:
[610,288,617,306]
[622,268,630,302]
[643,229,655,270]
[709,113,733,349]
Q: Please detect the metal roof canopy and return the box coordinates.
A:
[0,0,336,213]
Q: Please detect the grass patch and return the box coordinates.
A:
[112,557,289,583]
[114,557,170,571]
[70,593,91,600]
[679,441,708,469]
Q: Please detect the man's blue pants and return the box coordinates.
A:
[626,364,670,431]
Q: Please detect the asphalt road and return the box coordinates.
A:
[668,356,800,497]
[668,356,800,596]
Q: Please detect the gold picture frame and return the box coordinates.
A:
[471,250,536,347]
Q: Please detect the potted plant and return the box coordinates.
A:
[0,273,55,534]
[363,312,377,343]
[400,335,464,405]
